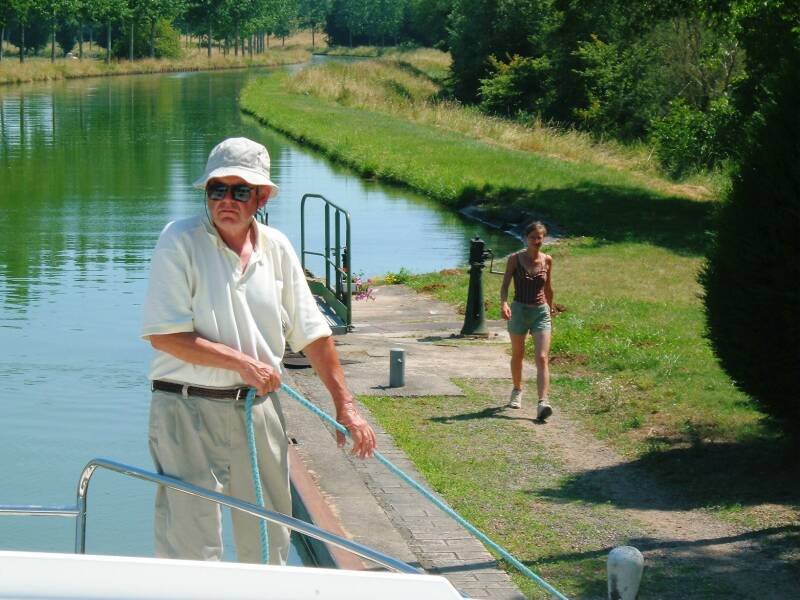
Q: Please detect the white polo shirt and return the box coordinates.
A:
[141,215,332,387]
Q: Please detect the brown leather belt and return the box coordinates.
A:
[152,380,250,400]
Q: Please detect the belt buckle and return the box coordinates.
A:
[235,388,243,401]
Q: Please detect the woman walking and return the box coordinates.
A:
[499,221,554,421]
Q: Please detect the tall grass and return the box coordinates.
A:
[242,71,713,254]
[0,47,310,86]
[287,49,722,199]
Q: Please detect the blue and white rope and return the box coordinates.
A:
[244,388,270,564]
[278,382,570,600]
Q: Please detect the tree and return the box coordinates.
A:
[297,0,328,48]
[0,0,13,60]
[9,0,40,62]
[402,0,452,48]
[136,0,184,58]
[185,0,220,57]
[90,0,128,63]
[701,0,800,431]
[371,0,405,46]
[271,0,298,46]
[41,0,76,61]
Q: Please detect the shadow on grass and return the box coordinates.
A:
[535,438,800,511]
[429,406,529,423]
[465,182,714,256]
[529,525,800,567]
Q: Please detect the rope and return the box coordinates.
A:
[244,388,269,564]
[279,382,570,600]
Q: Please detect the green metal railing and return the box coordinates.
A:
[300,194,352,333]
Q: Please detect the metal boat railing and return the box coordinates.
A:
[0,457,418,575]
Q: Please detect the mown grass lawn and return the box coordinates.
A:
[361,379,750,599]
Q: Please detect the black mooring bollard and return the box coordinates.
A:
[460,237,491,337]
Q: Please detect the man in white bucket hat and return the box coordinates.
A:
[141,137,377,565]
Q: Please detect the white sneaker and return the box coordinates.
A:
[537,400,553,421]
[508,388,522,409]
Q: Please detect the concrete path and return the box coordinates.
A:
[282,285,526,600]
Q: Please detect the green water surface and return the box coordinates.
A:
[0,66,518,560]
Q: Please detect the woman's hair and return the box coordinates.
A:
[524,221,547,237]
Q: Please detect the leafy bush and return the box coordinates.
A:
[701,55,800,431]
[113,19,182,59]
[478,54,552,117]
[383,267,412,284]
[572,34,661,140]
[650,98,739,178]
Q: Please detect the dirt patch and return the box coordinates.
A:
[418,283,446,292]
[512,394,800,598]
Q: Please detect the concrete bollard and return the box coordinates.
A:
[607,546,644,600]
[389,348,405,387]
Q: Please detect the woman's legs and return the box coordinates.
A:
[509,333,527,390]
[532,330,551,401]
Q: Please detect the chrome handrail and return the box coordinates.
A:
[1,457,419,575]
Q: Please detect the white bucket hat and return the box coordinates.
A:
[192,137,279,198]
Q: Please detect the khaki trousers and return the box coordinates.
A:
[148,389,291,565]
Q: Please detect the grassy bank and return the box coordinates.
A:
[242,68,715,254]
[361,380,771,599]
[282,49,724,199]
[240,50,798,594]
[0,47,310,86]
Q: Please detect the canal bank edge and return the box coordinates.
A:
[281,285,526,600]
[0,49,310,86]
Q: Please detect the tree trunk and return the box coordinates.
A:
[1,25,5,61]
[207,16,212,58]
[19,23,24,63]
[106,21,111,64]
[281,36,285,47]
[149,19,155,58]
[129,21,134,61]
[89,27,93,51]
[51,16,56,62]
[311,27,315,50]
[266,34,270,49]
[79,21,84,60]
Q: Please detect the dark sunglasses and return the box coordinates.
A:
[206,183,257,203]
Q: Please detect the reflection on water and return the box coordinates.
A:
[0,67,519,558]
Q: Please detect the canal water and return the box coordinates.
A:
[0,65,518,559]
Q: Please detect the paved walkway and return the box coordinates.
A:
[282,285,526,600]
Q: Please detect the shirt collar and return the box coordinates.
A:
[203,214,265,263]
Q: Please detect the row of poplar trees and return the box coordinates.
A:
[0,0,329,63]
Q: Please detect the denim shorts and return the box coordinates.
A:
[507,301,551,335]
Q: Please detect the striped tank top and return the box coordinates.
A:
[512,252,548,306]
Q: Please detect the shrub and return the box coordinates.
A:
[650,98,739,178]
[113,18,182,59]
[384,267,412,284]
[700,58,800,432]
[478,54,551,117]
[572,34,661,140]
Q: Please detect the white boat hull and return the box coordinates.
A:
[0,551,466,600]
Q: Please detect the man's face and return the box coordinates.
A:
[206,176,265,230]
